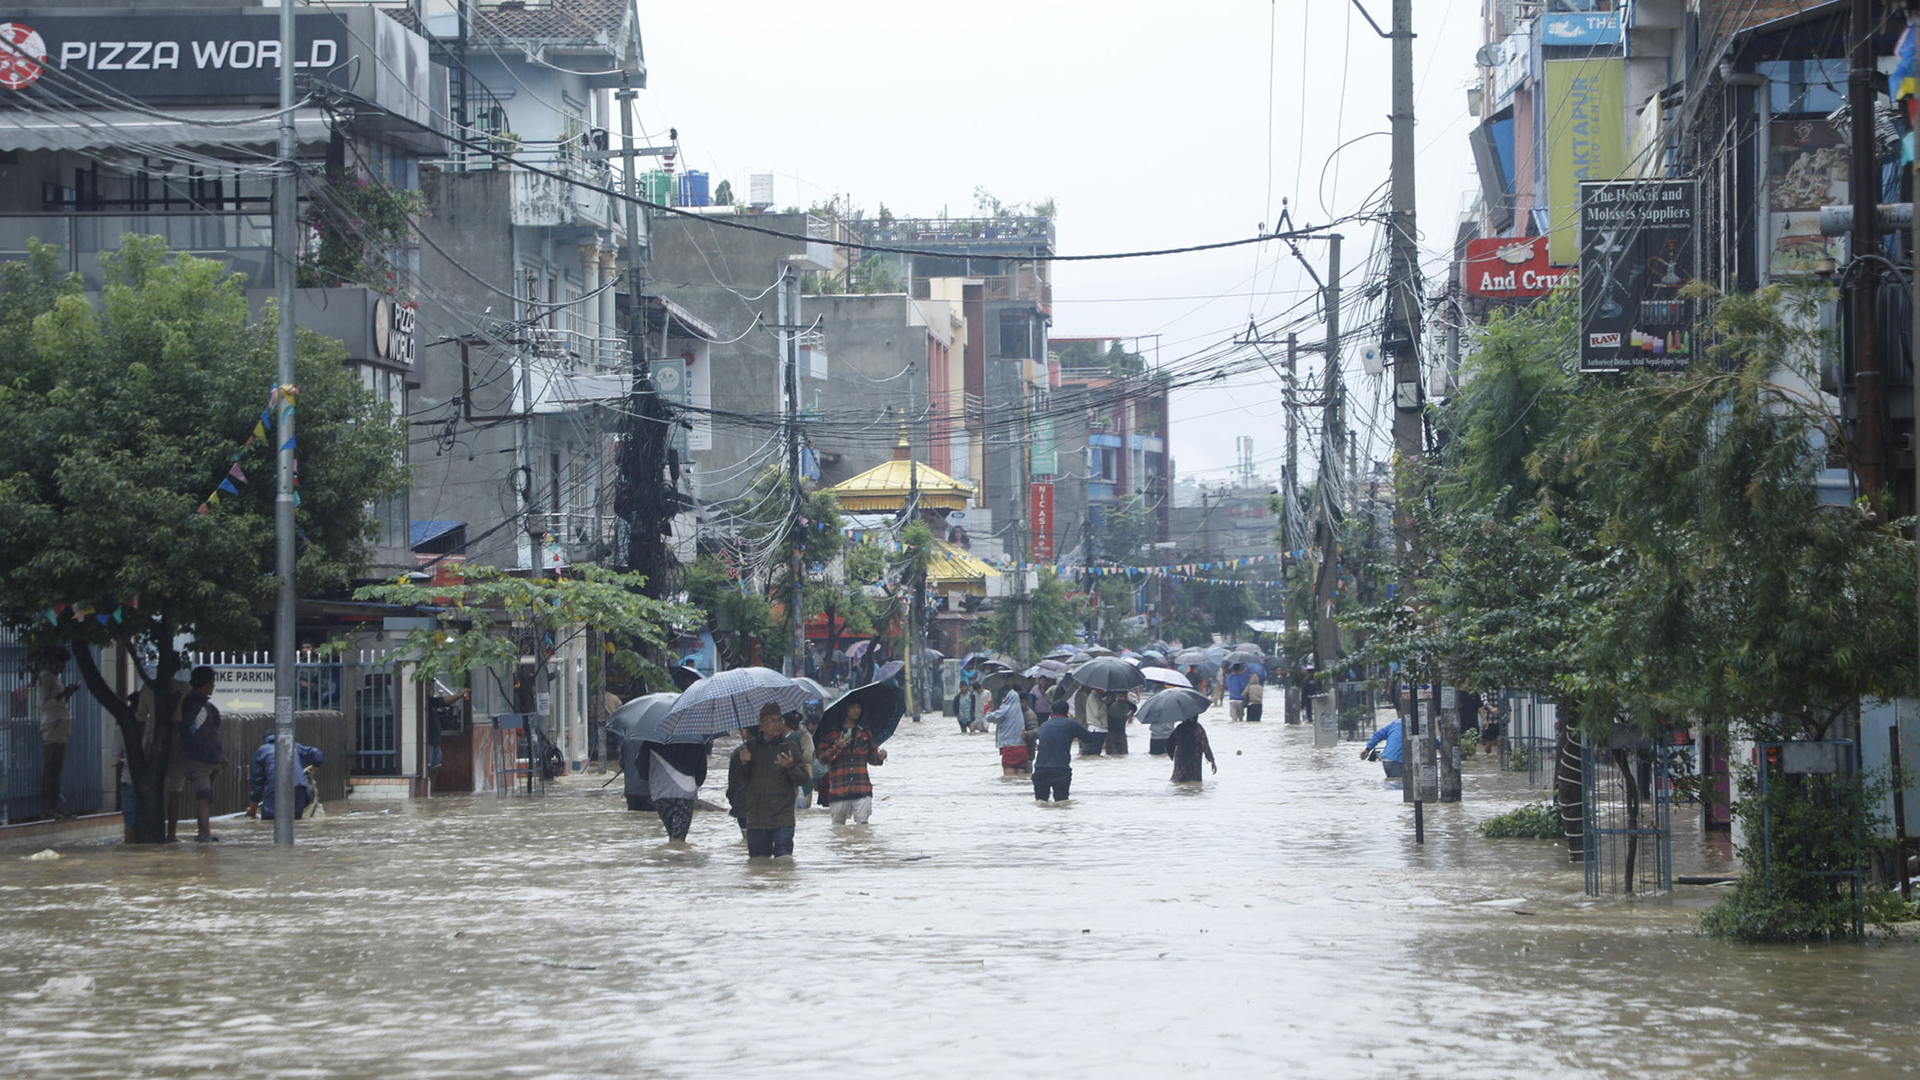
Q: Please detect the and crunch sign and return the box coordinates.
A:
[0,13,351,100]
[1462,237,1568,299]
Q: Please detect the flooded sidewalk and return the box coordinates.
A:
[2,713,1915,1079]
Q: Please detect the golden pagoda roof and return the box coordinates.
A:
[825,458,975,512]
[926,538,999,595]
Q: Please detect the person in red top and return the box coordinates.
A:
[816,699,887,824]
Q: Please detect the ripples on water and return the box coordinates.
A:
[2,707,1915,1079]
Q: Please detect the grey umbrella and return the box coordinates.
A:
[658,667,812,742]
[1225,649,1263,666]
[1136,688,1212,728]
[1173,649,1209,666]
[605,692,683,745]
[1065,656,1146,692]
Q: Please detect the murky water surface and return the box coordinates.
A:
[3,713,1916,1078]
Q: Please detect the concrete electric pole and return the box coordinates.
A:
[1384,0,1434,831]
[270,0,298,846]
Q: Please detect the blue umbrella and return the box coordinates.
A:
[658,667,811,742]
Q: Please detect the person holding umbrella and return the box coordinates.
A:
[1167,712,1217,783]
[1102,689,1136,755]
[1138,688,1210,758]
[726,703,811,858]
[816,697,888,824]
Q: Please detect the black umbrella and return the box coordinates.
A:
[821,681,907,745]
[1066,656,1146,693]
[668,664,703,691]
[1136,688,1212,728]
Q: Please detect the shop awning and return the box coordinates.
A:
[0,107,333,153]
[926,538,999,595]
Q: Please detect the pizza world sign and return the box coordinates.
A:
[0,14,352,99]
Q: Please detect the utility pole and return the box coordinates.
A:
[1013,393,1032,665]
[1310,234,1343,709]
[1851,0,1886,504]
[905,421,921,721]
[1384,0,1435,829]
[781,267,805,676]
[1284,331,1301,726]
[270,0,298,845]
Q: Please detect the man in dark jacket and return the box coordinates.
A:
[1031,696,1092,804]
[249,733,325,821]
[172,666,224,842]
[726,704,810,858]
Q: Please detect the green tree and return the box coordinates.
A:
[298,168,421,293]
[713,179,734,206]
[0,238,408,841]
[683,552,775,668]
[355,563,698,704]
[970,569,1089,658]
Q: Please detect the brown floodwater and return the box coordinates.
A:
[2,706,1915,1078]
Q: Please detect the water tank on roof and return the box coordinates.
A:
[679,170,710,207]
[749,172,775,209]
[642,170,674,207]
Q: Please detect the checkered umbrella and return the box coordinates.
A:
[658,667,812,742]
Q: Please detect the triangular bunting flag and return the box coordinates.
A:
[229,464,247,483]
[218,478,239,495]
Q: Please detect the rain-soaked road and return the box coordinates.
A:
[3,710,1917,1079]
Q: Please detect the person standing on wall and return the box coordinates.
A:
[34,651,79,820]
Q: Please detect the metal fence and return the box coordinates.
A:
[1583,736,1674,897]
[1,631,106,824]
[185,649,401,777]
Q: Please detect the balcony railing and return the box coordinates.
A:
[0,211,277,289]
[912,271,1050,310]
[531,510,620,552]
[527,326,631,372]
[872,216,1055,247]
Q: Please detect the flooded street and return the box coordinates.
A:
[3,713,1917,1079]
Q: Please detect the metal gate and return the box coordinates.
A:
[0,629,106,823]
[1583,729,1674,896]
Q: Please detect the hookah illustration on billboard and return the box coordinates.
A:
[1591,227,1629,320]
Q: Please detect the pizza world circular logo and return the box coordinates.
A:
[0,22,47,90]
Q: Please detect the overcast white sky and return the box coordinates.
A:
[635,1,1482,490]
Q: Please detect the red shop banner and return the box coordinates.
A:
[1462,236,1568,298]
[1029,482,1055,561]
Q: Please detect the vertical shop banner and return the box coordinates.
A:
[1768,117,1849,277]
[1030,414,1057,475]
[1029,481,1055,561]
[1578,179,1697,373]
[1546,58,1626,265]
[652,358,689,453]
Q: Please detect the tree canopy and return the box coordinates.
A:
[0,237,409,839]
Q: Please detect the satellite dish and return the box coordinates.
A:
[1360,345,1385,376]
[1475,43,1500,68]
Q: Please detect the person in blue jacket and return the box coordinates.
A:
[1362,719,1404,780]
[249,733,326,821]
